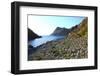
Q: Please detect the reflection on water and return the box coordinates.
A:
[28,35,64,47]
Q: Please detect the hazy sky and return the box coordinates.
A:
[28,15,85,36]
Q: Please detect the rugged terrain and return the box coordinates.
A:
[28,18,88,60]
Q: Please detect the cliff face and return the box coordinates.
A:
[28,18,88,60]
[51,27,70,36]
[28,28,41,41]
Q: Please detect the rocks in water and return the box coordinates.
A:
[28,45,33,49]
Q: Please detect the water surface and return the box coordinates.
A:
[28,35,64,47]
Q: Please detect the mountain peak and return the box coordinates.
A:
[51,27,70,36]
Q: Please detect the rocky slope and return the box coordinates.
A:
[51,27,70,36]
[28,18,88,60]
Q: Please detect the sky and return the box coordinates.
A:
[28,15,85,36]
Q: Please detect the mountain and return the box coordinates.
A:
[28,28,41,41]
[51,27,70,36]
[67,17,88,38]
[28,18,88,60]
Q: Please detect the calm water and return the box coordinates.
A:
[28,35,64,47]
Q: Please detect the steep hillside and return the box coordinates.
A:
[68,18,88,38]
[28,28,41,41]
[28,18,88,60]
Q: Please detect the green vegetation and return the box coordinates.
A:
[28,18,88,60]
[70,18,88,38]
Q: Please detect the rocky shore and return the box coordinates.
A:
[28,18,88,60]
